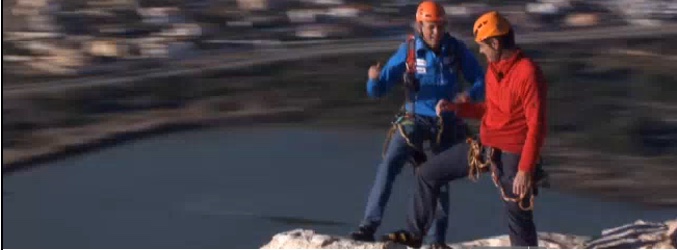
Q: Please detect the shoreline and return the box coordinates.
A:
[4,107,677,209]
[2,106,309,174]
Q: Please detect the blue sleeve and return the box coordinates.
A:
[457,41,486,101]
[366,43,407,98]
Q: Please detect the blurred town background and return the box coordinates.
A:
[3,0,677,209]
[3,0,676,76]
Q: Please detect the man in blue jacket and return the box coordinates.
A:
[350,1,485,247]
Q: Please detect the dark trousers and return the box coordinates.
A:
[407,142,538,246]
[361,114,467,244]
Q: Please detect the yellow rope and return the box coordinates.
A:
[396,123,418,150]
[382,126,397,158]
[490,170,535,211]
[466,138,492,182]
[466,138,535,211]
[436,115,444,146]
[382,115,420,159]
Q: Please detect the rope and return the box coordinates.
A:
[436,115,444,146]
[381,117,422,160]
[382,126,397,158]
[466,138,492,182]
[466,138,535,211]
[492,171,535,211]
[396,122,418,150]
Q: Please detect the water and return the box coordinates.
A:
[3,126,676,248]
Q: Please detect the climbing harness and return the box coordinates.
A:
[381,34,465,167]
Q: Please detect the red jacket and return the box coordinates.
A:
[455,50,547,172]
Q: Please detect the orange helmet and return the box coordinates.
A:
[473,11,512,42]
[416,1,446,23]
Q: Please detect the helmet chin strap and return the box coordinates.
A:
[417,22,423,37]
[492,40,503,62]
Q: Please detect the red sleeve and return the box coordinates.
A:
[518,68,547,173]
[454,102,486,120]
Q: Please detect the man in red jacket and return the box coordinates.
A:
[383,11,547,248]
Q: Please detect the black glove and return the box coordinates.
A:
[403,73,420,93]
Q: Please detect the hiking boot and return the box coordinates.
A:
[349,226,375,242]
[381,230,423,248]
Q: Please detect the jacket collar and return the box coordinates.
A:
[489,49,523,82]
